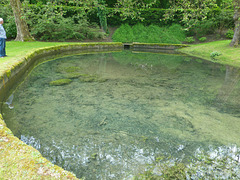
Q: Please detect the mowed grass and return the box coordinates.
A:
[179,40,240,67]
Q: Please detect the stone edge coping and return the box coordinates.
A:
[131,42,189,49]
[0,42,123,180]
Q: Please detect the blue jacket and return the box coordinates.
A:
[0,24,6,39]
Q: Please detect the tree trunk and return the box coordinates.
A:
[9,0,34,41]
[230,0,240,47]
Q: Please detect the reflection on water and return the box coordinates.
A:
[2,51,240,179]
[5,94,14,109]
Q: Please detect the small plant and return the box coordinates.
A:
[199,37,207,42]
[185,36,195,43]
[225,29,234,39]
[210,51,222,60]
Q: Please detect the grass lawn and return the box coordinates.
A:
[179,40,240,67]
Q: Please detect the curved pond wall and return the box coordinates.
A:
[0,42,123,179]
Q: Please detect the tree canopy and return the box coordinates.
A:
[2,0,239,46]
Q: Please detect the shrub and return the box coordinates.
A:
[22,2,105,41]
[0,5,17,39]
[112,23,186,44]
[199,37,207,42]
[210,51,222,60]
[112,24,134,43]
[188,19,217,37]
[225,29,234,39]
[185,36,195,43]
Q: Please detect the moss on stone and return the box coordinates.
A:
[64,67,82,73]
[49,79,72,86]
[64,72,83,79]
[6,70,11,78]
[78,74,108,83]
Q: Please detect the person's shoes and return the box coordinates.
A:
[0,57,4,58]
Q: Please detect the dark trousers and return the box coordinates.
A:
[0,38,6,57]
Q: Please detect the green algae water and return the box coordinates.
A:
[2,50,240,179]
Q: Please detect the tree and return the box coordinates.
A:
[164,0,218,30]
[166,0,240,47]
[230,0,240,47]
[97,0,109,34]
[9,0,34,41]
[114,0,156,21]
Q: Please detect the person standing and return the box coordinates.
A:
[0,18,7,58]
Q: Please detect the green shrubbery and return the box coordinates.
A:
[210,51,222,60]
[185,36,195,43]
[112,24,186,44]
[22,2,105,41]
[0,2,235,41]
[0,5,17,39]
[225,29,234,39]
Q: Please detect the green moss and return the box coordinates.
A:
[6,70,11,78]
[133,42,189,48]
[79,74,108,83]
[65,67,82,73]
[49,79,72,86]
[91,153,98,160]
[79,76,97,82]
[64,72,83,79]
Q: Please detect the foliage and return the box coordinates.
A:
[112,23,186,43]
[210,51,222,60]
[164,0,219,30]
[112,24,134,43]
[188,19,217,37]
[113,0,156,21]
[185,37,195,43]
[22,1,105,41]
[97,0,109,34]
[214,9,234,34]
[225,29,234,39]
[15,2,236,32]
[0,4,17,39]
[199,37,207,42]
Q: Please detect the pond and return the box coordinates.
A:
[2,50,240,179]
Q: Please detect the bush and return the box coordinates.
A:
[0,5,17,39]
[112,24,186,44]
[188,19,217,37]
[112,24,134,43]
[199,37,207,42]
[225,29,234,39]
[185,36,195,43]
[210,51,222,60]
[22,2,105,41]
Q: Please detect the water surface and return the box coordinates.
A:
[2,50,240,179]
